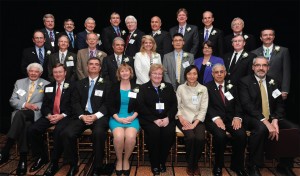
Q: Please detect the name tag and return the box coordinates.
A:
[128,92,137,98]
[51,42,55,47]
[156,103,164,110]
[45,87,54,93]
[224,91,234,100]
[192,96,199,105]
[94,90,103,97]
[129,39,135,44]
[272,89,281,98]
[66,61,74,67]
[16,89,26,96]
[182,61,190,68]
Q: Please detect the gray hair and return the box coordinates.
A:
[43,14,55,22]
[113,37,125,46]
[27,63,43,72]
[212,63,226,72]
[231,17,244,28]
[252,56,269,65]
[85,17,96,24]
[125,15,137,23]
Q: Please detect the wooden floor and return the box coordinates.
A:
[0,133,300,176]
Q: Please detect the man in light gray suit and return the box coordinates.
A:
[251,28,290,100]
[163,33,194,90]
[0,63,49,175]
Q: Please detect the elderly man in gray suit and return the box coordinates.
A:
[163,33,194,90]
[0,63,49,175]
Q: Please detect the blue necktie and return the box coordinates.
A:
[179,27,184,35]
[87,80,95,113]
[38,48,44,65]
[154,87,163,113]
[204,29,209,41]
[69,33,74,48]
[50,31,54,42]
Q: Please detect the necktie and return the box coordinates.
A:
[126,33,131,46]
[259,80,269,120]
[179,27,183,35]
[154,87,163,113]
[27,81,35,102]
[87,80,95,113]
[265,48,270,59]
[229,52,238,73]
[176,53,182,83]
[89,51,94,58]
[38,48,44,65]
[117,28,121,37]
[50,31,54,42]
[53,83,61,114]
[204,29,209,41]
[61,53,65,63]
[69,33,74,48]
[117,55,121,67]
[218,85,225,104]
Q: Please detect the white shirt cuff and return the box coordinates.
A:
[212,116,220,122]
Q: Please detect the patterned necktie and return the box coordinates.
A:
[219,85,225,104]
[27,81,35,102]
[126,33,131,46]
[50,31,54,42]
[259,80,269,120]
[53,83,61,114]
[69,33,74,48]
[61,53,65,63]
[179,27,183,35]
[87,80,95,113]
[176,53,182,83]
[117,55,121,67]
[117,28,121,37]
[38,48,44,65]
[204,29,209,41]
[89,51,94,58]
[229,52,238,73]
[265,48,270,59]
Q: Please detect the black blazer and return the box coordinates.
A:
[41,80,73,117]
[72,76,110,118]
[238,74,284,121]
[223,50,256,85]
[224,33,256,54]
[41,28,59,53]
[137,81,177,122]
[124,28,145,57]
[101,25,126,55]
[101,54,135,83]
[205,80,243,124]
[150,30,173,62]
[198,27,224,57]
[107,81,139,116]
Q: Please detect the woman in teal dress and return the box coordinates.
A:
[107,63,140,176]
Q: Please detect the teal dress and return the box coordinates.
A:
[109,89,140,131]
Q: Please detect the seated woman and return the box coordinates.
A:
[176,65,208,175]
[107,63,140,176]
[137,64,177,175]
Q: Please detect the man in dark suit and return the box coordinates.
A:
[169,8,199,56]
[251,28,290,100]
[21,30,51,80]
[224,17,256,54]
[102,37,135,83]
[149,16,173,62]
[61,57,110,176]
[198,11,224,58]
[223,34,256,85]
[101,12,126,55]
[124,15,145,57]
[57,19,77,53]
[238,56,299,176]
[28,64,72,175]
[40,14,59,53]
[205,63,248,176]
[48,35,77,82]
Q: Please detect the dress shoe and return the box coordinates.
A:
[186,167,194,176]
[248,165,261,176]
[30,157,48,172]
[230,168,249,176]
[151,167,160,175]
[213,167,222,176]
[67,165,78,176]
[115,169,123,176]
[16,160,27,175]
[123,169,130,176]
[160,164,166,173]
[276,165,296,176]
[194,167,201,175]
[0,152,9,164]
[43,162,59,176]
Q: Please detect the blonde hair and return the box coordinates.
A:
[116,63,134,81]
[140,35,157,53]
[148,64,164,76]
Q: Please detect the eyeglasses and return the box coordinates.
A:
[254,64,268,68]
[151,73,163,76]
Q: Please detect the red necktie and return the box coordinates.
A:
[53,83,61,114]
[219,85,225,104]
[126,33,131,46]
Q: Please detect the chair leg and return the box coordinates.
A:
[137,133,140,167]
[175,135,178,164]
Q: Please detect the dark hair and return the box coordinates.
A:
[172,33,184,39]
[32,29,45,38]
[260,28,275,37]
[53,63,66,71]
[202,40,214,48]
[87,57,102,66]
[184,65,200,81]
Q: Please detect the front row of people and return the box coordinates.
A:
[0,56,299,176]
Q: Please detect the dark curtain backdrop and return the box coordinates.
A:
[1,0,299,133]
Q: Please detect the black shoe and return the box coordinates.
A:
[248,165,261,176]
[67,165,78,176]
[151,167,160,175]
[16,160,27,175]
[231,168,249,176]
[43,162,59,176]
[115,169,123,176]
[29,157,48,172]
[276,165,296,176]
[160,164,166,173]
[0,152,9,164]
[213,167,222,176]
[123,169,130,176]
[92,167,101,176]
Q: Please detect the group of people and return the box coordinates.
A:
[0,7,298,176]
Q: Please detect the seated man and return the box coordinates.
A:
[205,63,247,176]
[0,63,49,175]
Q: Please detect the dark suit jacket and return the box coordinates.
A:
[198,27,224,57]
[238,75,285,121]
[21,47,50,80]
[76,30,88,50]
[107,81,139,116]
[205,80,243,124]
[47,51,77,82]
[224,33,256,54]
[124,29,145,57]
[41,28,59,53]
[137,81,177,122]
[57,31,77,53]
[251,45,291,93]
[223,50,256,85]
[72,76,110,118]
[150,30,173,62]
[101,54,135,83]
[169,24,199,56]
[101,26,126,55]
[41,80,73,117]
